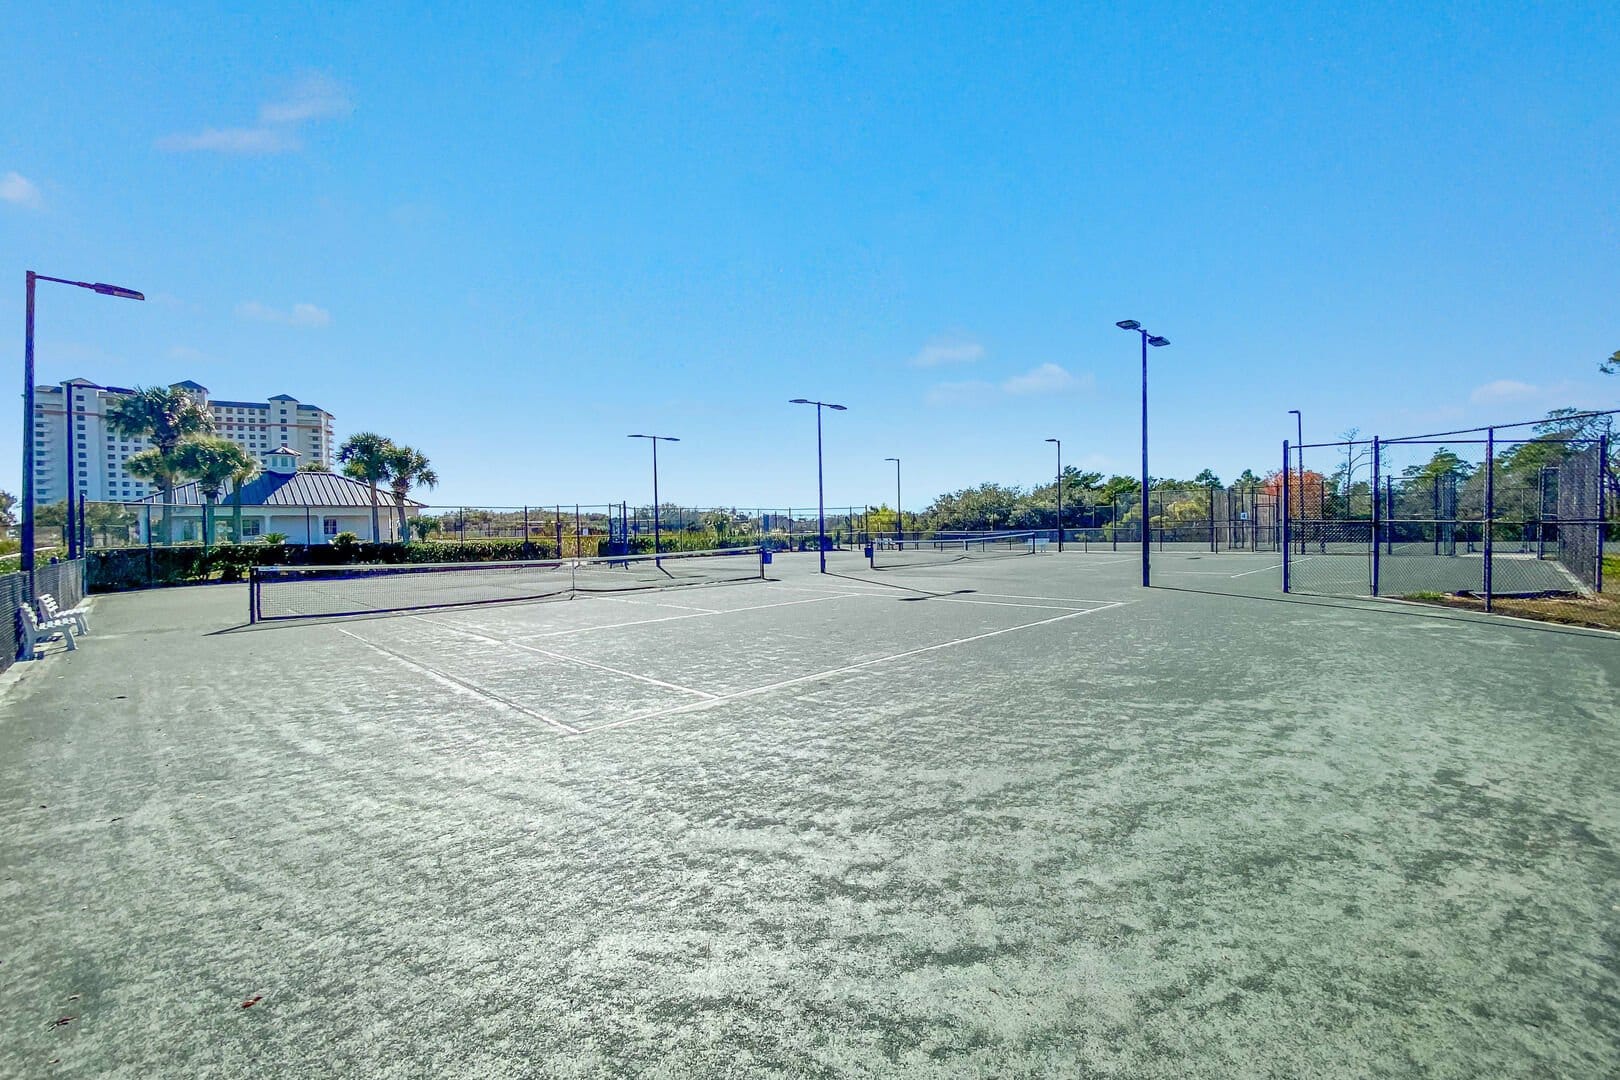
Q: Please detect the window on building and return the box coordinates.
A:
[241,519,262,537]
[323,517,339,538]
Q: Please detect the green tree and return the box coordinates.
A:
[0,489,14,536]
[382,443,438,542]
[125,448,192,542]
[338,432,395,542]
[1192,468,1222,488]
[174,437,257,547]
[1232,469,1263,489]
[1602,350,1618,375]
[107,385,214,542]
[298,461,332,472]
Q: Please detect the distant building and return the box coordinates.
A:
[31,378,336,504]
[129,447,419,544]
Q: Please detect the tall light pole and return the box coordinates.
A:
[23,272,145,587]
[884,457,901,543]
[790,398,847,573]
[627,434,678,558]
[1116,320,1170,587]
[1045,438,1062,552]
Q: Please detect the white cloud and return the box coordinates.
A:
[909,337,985,368]
[1,171,43,209]
[236,301,332,328]
[924,380,996,407]
[1002,363,1093,396]
[158,72,350,154]
[1469,379,1539,405]
[157,127,300,154]
[259,73,353,124]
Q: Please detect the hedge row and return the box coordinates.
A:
[88,538,567,592]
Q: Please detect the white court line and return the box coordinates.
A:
[933,597,1096,611]
[504,592,864,641]
[336,628,580,735]
[410,617,718,699]
[947,591,1127,605]
[1229,561,1284,577]
[594,593,722,614]
[576,600,1131,736]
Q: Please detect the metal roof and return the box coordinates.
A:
[130,468,424,508]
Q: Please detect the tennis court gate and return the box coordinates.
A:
[1282,413,1614,610]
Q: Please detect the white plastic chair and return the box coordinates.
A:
[39,594,90,635]
[19,604,77,659]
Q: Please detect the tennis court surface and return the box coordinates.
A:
[3,549,1618,1076]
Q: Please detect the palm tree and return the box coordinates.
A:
[174,437,257,547]
[108,386,214,542]
[382,444,438,542]
[338,432,394,542]
[125,448,191,543]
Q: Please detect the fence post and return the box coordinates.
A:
[1282,441,1292,592]
[144,504,154,588]
[1371,437,1381,596]
[1598,434,1609,593]
[1484,426,1495,612]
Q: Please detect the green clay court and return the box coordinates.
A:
[3,550,1618,1077]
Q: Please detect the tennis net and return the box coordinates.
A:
[249,547,766,622]
[869,531,1039,569]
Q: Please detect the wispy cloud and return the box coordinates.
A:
[909,337,985,368]
[1468,379,1539,405]
[156,127,301,154]
[258,73,353,124]
[1,171,43,209]
[158,72,351,154]
[236,301,332,328]
[927,363,1096,407]
[924,380,996,407]
[1002,363,1092,396]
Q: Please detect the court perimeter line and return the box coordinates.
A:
[410,617,719,699]
[336,628,581,735]
[575,600,1130,736]
[1229,561,1284,577]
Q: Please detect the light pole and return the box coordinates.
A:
[884,457,901,543]
[1116,320,1170,586]
[790,399,847,572]
[627,434,678,558]
[23,272,144,587]
[1045,438,1062,552]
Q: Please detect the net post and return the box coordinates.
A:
[523,505,530,558]
[248,566,259,624]
[1282,441,1292,592]
[1370,437,1381,596]
[1484,426,1495,611]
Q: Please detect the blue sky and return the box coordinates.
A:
[3,2,1616,511]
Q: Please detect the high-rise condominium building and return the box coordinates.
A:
[32,378,337,504]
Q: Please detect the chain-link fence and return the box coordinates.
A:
[1284,413,1614,609]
